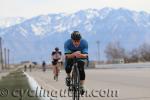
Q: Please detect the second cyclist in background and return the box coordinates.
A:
[51,47,62,81]
[42,61,46,72]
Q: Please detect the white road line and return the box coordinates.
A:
[24,72,61,100]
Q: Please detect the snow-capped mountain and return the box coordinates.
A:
[0,7,150,63]
[0,17,26,29]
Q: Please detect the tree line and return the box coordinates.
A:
[105,41,150,63]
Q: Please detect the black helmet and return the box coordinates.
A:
[55,47,59,51]
[71,31,81,40]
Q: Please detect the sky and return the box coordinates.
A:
[0,0,150,18]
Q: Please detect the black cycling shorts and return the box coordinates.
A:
[52,59,58,65]
[65,59,85,80]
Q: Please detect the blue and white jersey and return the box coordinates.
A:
[64,39,88,55]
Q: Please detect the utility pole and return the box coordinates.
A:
[8,49,9,69]
[0,37,4,70]
[96,40,100,64]
[4,48,7,69]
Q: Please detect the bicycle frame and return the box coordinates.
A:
[70,57,80,100]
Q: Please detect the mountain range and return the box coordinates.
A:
[0,17,26,29]
[0,7,150,63]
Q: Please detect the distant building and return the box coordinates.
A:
[20,61,31,64]
[113,58,124,64]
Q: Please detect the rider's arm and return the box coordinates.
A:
[65,53,75,59]
[76,40,88,58]
[64,40,73,58]
[75,53,88,58]
[65,52,88,59]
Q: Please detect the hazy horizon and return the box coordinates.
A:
[0,0,150,18]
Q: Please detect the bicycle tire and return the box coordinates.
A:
[72,64,80,100]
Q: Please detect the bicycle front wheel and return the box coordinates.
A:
[72,65,80,100]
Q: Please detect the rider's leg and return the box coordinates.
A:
[77,61,85,86]
[53,65,57,80]
[55,64,59,76]
[77,61,85,95]
[52,60,57,75]
[54,66,56,75]
[54,65,58,81]
[57,62,60,73]
[65,65,72,82]
[80,80,85,86]
[65,59,73,77]
[65,59,73,86]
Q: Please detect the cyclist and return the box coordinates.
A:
[29,64,32,72]
[51,47,62,80]
[64,31,88,95]
[42,61,46,72]
[24,65,27,72]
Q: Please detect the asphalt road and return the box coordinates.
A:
[26,67,150,100]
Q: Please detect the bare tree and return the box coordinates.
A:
[128,48,140,62]
[126,43,150,63]
[139,43,150,61]
[105,41,150,63]
[105,41,126,60]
